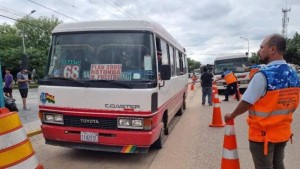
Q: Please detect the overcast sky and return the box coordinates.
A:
[1,0,299,64]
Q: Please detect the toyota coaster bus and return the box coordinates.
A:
[38,20,188,153]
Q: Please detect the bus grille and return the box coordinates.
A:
[64,116,118,130]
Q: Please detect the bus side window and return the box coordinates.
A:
[168,45,176,77]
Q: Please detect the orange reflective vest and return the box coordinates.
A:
[248,64,300,155]
[249,67,259,79]
[223,71,237,85]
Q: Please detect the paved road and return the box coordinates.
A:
[12,88,39,124]
[28,84,300,169]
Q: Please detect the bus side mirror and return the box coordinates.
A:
[160,65,171,80]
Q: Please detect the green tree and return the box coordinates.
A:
[285,32,300,65]
[187,57,201,72]
[14,16,61,78]
[0,24,23,78]
[249,52,259,63]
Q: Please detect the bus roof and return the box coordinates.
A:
[214,55,248,61]
[52,20,185,53]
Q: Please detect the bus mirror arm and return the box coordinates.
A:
[159,80,165,89]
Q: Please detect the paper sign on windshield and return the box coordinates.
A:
[90,64,122,80]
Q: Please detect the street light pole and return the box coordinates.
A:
[22,10,36,54]
[240,37,249,56]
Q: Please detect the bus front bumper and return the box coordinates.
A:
[41,123,162,153]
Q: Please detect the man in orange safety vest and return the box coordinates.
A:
[224,34,300,169]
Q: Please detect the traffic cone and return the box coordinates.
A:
[221,119,240,169]
[190,83,194,91]
[0,108,44,169]
[213,87,220,104]
[209,102,225,127]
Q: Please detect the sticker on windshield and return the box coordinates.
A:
[63,65,80,79]
[90,64,122,80]
[132,73,141,79]
[144,55,152,71]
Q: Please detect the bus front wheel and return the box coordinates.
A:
[151,128,163,149]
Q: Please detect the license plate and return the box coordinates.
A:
[80,132,99,142]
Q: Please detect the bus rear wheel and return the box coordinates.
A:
[176,99,185,116]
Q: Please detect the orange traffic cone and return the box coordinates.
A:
[0,108,44,169]
[213,88,220,104]
[221,119,240,169]
[209,102,225,127]
[190,83,194,91]
[212,83,217,100]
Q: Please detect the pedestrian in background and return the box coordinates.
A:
[17,67,31,110]
[200,66,213,106]
[3,68,13,98]
[214,68,239,101]
[224,34,300,169]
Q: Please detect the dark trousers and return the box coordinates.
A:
[249,141,287,169]
[224,82,239,100]
[202,87,212,105]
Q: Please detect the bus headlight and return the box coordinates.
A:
[43,113,64,125]
[118,118,130,127]
[117,117,144,130]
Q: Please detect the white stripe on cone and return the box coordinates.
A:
[7,154,39,169]
[222,148,239,160]
[214,103,220,107]
[224,125,236,136]
[0,127,27,149]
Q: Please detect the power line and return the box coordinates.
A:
[0,14,45,30]
[107,0,153,21]
[59,0,99,20]
[0,5,25,18]
[104,0,135,19]
[90,1,122,19]
[27,0,78,21]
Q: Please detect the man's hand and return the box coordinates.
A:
[224,113,235,122]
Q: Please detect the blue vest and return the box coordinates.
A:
[260,64,300,91]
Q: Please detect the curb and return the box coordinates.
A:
[27,129,42,137]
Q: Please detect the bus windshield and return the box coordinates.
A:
[46,32,156,82]
[214,57,249,74]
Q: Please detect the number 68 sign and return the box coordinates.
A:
[63,65,80,79]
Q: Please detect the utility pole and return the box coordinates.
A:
[282,1,291,38]
[240,37,249,56]
[22,10,36,54]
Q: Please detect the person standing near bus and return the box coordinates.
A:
[3,68,14,98]
[17,67,31,110]
[200,66,213,106]
[214,68,239,101]
[224,34,300,169]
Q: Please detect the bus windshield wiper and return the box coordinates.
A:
[47,77,88,87]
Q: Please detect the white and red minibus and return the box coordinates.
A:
[39,20,188,153]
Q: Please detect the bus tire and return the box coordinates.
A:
[151,129,163,149]
[183,94,186,110]
[163,112,169,135]
[176,100,185,116]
